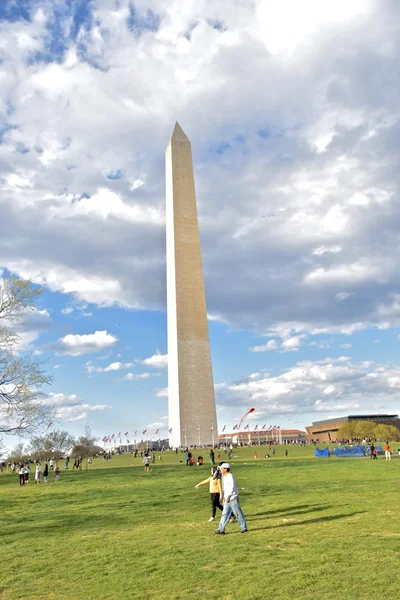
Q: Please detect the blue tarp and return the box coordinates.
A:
[315,448,330,457]
[365,445,384,455]
[335,446,366,457]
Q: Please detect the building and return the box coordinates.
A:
[306,414,400,442]
[166,123,218,447]
[219,429,307,445]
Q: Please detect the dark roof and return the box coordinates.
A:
[311,414,398,426]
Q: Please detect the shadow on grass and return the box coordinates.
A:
[246,504,334,521]
[3,512,126,537]
[248,504,333,518]
[245,511,366,532]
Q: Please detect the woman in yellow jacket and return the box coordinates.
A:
[195,467,223,522]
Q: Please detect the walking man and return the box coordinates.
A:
[214,463,248,535]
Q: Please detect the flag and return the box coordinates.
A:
[254,424,258,431]
[244,424,249,431]
[233,424,238,431]
[118,432,121,437]
[46,422,53,430]
[262,424,266,430]
[155,429,159,435]
[111,434,115,439]
[127,439,130,444]
[124,431,129,436]
[134,431,138,436]
[222,425,226,432]
[169,428,172,433]
[142,429,147,435]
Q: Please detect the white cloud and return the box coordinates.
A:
[250,339,278,352]
[39,392,111,422]
[0,0,399,341]
[46,330,118,356]
[280,335,306,352]
[335,292,354,301]
[86,360,134,373]
[313,245,341,256]
[156,387,168,397]
[141,352,168,369]
[124,372,150,380]
[214,356,400,420]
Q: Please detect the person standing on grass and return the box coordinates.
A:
[18,465,25,486]
[195,467,223,522]
[35,461,42,484]
[55,464,60,483]
[214,463,248,535]
[43,463,49,483]
[24,464,30,484]
[210,449,215,465]
[370,443,375,459]
[384,441,391,460]
[143,454,151,472]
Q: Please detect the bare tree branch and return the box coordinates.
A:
[0,277,53,437]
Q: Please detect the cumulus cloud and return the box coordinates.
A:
[0,0,400,342]
[124,372,150,380]
[86,360,133,373]
[214,357,400,421]
[39,391,111,422]
[250,340,278,352]
[156,387,168,398]
[141,352,168,369]
[45,330,118,356]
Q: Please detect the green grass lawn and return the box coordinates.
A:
[1,445,399,600]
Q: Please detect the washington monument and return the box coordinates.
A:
[166,123,218,448]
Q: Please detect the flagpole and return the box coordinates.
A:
[198,425,201,447]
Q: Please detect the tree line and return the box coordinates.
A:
[9,426,102,462]
[337,420,400,442]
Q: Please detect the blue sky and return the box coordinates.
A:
[1,0,400,447]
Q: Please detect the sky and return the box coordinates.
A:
[1,0,400,446]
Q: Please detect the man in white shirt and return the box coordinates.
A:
[214,463,248,535]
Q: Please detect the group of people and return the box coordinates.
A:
[195,463,248,535]
[17,461,60,485]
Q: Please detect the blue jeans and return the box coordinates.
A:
[218,498,247,532]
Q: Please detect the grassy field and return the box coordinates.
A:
[1,444,399,600]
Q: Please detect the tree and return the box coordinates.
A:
[45,429,75,459]
[353,421,376,440]
[73,426,100,468]
[8,440,26,462]
[374,424,400,441]
[27,429,75,459]
[0,277,53,438]
[337,421,356,440]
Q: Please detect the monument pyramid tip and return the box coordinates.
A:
[171,122,189,142]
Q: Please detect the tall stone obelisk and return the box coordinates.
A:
[166,123,218,448]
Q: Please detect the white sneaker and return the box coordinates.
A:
[208,517,215,522]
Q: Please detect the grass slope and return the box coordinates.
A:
[1,445,399,600]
